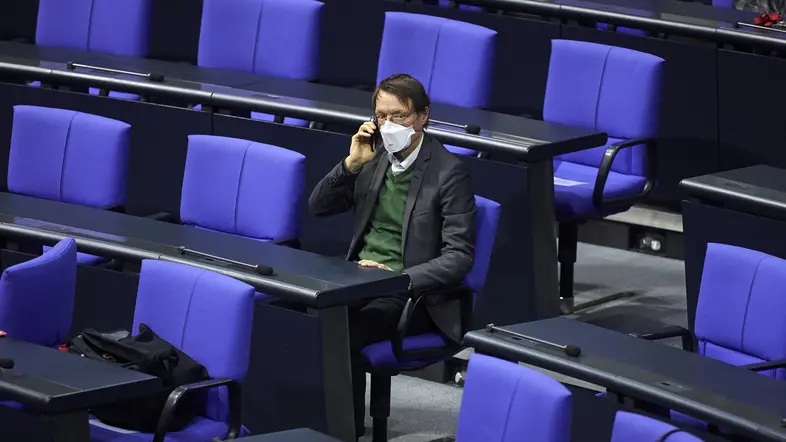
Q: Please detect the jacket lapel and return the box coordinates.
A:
[347,154,389,259]
[400,137,432,255]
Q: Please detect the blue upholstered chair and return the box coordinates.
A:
[8,105,130,266]
[362,195,501,441]
[0,237,77,347]
[612,411,704,442]
[544,40,663,313]
[89,260,255,442]
[377,12,495,157]
[33,0,151,100]
[456,354,572,442]
[712,0,734,7]
[149,135,306,302]
[197,0,323,125]
[617,243,786,430]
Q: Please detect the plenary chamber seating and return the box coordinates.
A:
[196,0,323,126]
[0,237,76,347]
[438,0,484,12]
[544,40,663,314]
[89,260,255,442]
[376,12,495,157]
[8,105,131,265]
[616,243,786,430]
[33,0,152,100]
[456,354,572,442]
[149,134,306,302]
[611,411,703,442]
[362,195,501,441]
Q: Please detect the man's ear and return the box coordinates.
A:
[420,107,430,125]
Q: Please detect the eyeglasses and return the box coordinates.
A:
[375,112,413,125]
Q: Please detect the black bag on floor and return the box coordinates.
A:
[67,323,210,432]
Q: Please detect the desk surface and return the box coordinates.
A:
[0,42,102,65]
[465,317,786,442]
[680,165,786,220]
[0,338,159,414]
[0,192,407,307]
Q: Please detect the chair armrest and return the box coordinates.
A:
[630,325,694,352]
[592,137,658,211]
[145,212,178,223]
[740,359,786,373]
[153,377,241,442]
[391,286,471,361]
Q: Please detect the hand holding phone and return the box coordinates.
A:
[346,118,379,172]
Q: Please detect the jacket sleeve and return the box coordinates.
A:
[308,160,359,217]
[403,164,476,291]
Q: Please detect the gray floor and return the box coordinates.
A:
[360,242,688,442]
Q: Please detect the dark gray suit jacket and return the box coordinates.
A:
[308,134,477,344]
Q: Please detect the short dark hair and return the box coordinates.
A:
[373,74,431,117]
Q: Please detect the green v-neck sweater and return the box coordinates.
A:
[358,167,414,272]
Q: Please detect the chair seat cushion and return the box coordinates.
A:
[42,246,108,266]
[553,161,645,221]
[89,416,248,442]
[362,333,448,369]
[446,144,477,156]
[252,112,309,127]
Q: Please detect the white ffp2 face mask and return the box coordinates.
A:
[379,121,416,154]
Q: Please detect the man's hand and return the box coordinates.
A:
[358,260,392,271]
[345,121,378,173]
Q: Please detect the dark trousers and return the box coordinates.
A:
[348,295,434,439]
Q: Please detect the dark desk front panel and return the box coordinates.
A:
[0,0,38,42]
[0,83,212,218]
[560,26,720,209]
[717,50,786,171]
[148,0,204,64]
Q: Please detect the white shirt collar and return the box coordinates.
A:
[388,134,424,175]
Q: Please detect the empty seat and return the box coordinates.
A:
[34,0,152,100]
[377,12,495,156]
[177,135,305,301]
[611,411,703,441]
[457,354,572,442]
[362,195,501,441]
[8,105,131,265]
[544,40,663,313]
[197,0,323,125]
[89,260,255,441]
[0,237,77,347]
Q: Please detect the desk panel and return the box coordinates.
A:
[717,50,786,171]
[560,25,719,208]
[0,82,212,217]
[405,3,560,116]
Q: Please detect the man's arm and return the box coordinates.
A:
[403,165,476,290]
[308,160,359,217]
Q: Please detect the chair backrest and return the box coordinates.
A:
[377,12,495,109]
[465,195,501,293]
[438,0,484,11]
[133,260,255,422]
[611,411,703,442]
[36,0,151,56]
[712,0,734,8]
[0,237,77,347]
[181,135,306,242]
[695,243,786,380]
[544,40,664,176]
[8,105,130,209]
[198,0,323,80]
[456,353,571,442]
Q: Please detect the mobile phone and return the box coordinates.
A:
[369,115,380,152]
